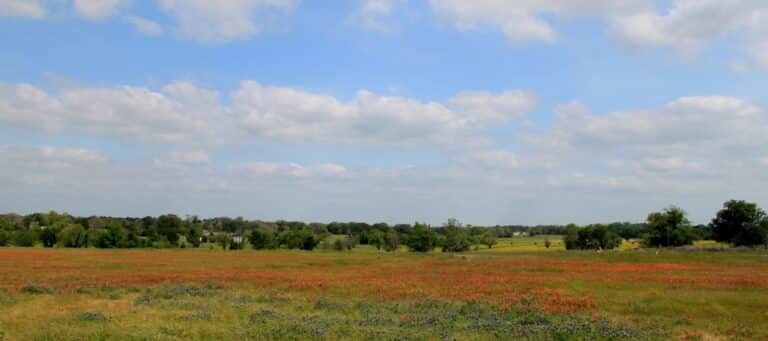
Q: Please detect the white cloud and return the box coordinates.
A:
[123,15,164,36]
[457,150,520,170]
[230,81,532,147]
[428,0,649,43]
[0,0,47,18]
[165,150,210,165]
[158,0,297,42]
[0,81,218,143]
[0,79,534,148]
[232,162,349,179]
[530,97,765,150]
[449,90,536,125]
[429,0,768,67]
[352,0,400,32]
[74,0,128,20]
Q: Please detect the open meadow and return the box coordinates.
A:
[1,240,767,340]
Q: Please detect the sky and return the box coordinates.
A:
[1,0,767,225]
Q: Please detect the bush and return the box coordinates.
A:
[249,228,277,250]
[479,233,497,249]
[405,223,438,252]
[57,224,88,248]
[564,225,621,250]
[278,227,321,250]
[382,231,400,252]
[644,206,698,247]
[710,200,768,247]
[441,226,472,253]
[13,230,37,247]
[0,230,9,246]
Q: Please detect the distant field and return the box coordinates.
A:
[0,243,767,339]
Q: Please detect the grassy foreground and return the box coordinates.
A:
[0,241,766,339]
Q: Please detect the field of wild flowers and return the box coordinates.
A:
[0,245,766,339]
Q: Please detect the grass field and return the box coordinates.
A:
[0,239,767,340]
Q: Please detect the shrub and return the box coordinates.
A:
[39,228,58,248]
[250,228,277,250]
[0,230,9,246]
[564,225,621,250]
[479,233,497,249]
[405,223,438,252]
[278,227,321,250]
[382,231,400,252]
[710,200,768,247]
[441,225,472,253]
[13,230,37,247]
[57,224,88,248]
[644,206,698,247]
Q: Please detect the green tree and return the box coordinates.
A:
[441,220,472,252]
[186,226,203,248]
[39,228,58,248]
[157,214,182,246]
[249,228,276,250]
[382,231,400,252]
[57,224,88,248]
[92,222,126,248]
[13,230,38,247]
[564,225,621,250]
[563,225,580,250]
[278,227,320,250]
[405,223,438,252]
[710,200,768,247]
[368,229,385,250]
[0,230,9,246]
[479,232,497,249]
[644,206,698,247]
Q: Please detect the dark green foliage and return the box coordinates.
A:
[92,222,126,248]
[710,200,768,247]
[157,214,182,245]
[564,225,621,250]
[186,226,203,248]
[39,227,58,248]
[440,221,472,253]
[644,206,699,247]
[58,224,88,248]
[382,230,400,252]
[13,230,37,247]
[249,228,277,250]
[278,227,321,250]
[479,232,497,249]
[0,230,9,246]
[405,223,438,252]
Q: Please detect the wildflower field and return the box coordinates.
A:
[0,244,766,339]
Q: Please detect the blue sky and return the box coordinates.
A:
[1,0,768,225]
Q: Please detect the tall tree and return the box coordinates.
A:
[710,200,768,247]
[645,206,698,247]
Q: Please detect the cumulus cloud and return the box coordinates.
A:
[429,0,648,43]
[0,79,534,147]
[73,0,128,20]
[123,15,164,36]
[519,96,768,196]
[165,150,211,165]
[449,90,536,125]
[0,81,217,143]
[429,0,768,67]
[158,0,297,42]
[351,0,401,32]
[0,0,47,18]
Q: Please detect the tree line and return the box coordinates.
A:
[563,200,768,250]
[0,199,766,252]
